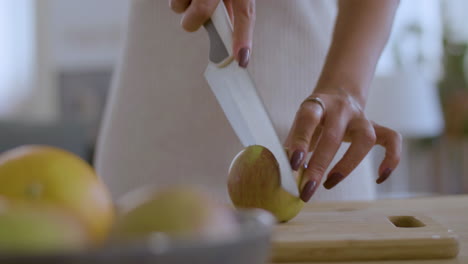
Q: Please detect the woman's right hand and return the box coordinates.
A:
[169,0,255,68]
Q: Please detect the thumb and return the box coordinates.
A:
[231,0,255,68]
[223,0,234,22]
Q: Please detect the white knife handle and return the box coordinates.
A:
[211,2,233,53]
[204,2,234,64]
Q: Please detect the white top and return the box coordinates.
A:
[95,0,376,202]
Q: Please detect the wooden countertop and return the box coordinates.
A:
[272,195,468,264]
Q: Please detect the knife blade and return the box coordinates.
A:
[203,2,299,197]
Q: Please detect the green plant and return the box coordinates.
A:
[438,2,468,137]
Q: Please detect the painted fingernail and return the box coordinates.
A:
[300,180,317,202]
[290,150,304,171]
[323,172,345,190]
[238,47,250,68]
[377,168,392,184]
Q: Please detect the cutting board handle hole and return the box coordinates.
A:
[388,216,426,228]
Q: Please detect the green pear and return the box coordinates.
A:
[227,145,305,222]
[112,186,240,242]
[0,199,89,254]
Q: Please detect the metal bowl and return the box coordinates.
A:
[0,209,274,264]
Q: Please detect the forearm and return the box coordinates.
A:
[314,0,399,107]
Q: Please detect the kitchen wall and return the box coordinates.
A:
[0,0,129,123]
[48,0,129,70]
[0,0,129,161]
[39,0,129,122]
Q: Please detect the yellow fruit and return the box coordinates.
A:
[0,198,89,254]
[227,145,305,222]
[113,185,240,242]
[0,145,114,244]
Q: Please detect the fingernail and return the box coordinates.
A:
[323,172,345,190]
[238,47,250,68]
[290,150,304,171]
[377,168,392,184]
[300,180,317,202]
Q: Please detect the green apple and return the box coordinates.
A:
[112,186,240,242]
[0,199,89,254]
[227,145,305,222]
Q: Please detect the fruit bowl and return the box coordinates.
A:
[0,209,275,264]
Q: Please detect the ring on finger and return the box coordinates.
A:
[302,96,326,114]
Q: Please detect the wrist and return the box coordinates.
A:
[313,73,368,108]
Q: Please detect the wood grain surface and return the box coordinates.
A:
[271,195,468,263]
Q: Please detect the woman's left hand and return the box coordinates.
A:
[285,89,402,202]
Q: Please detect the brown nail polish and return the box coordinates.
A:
[300,180,317,202]
[323,172,345,190]
[290,150,304,171]
[238,47,250,68]
[377,168,392,184]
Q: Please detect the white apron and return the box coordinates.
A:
[95,0,376,202]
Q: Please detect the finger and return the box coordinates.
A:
[323,119,376,189]
[308,126,323,153]
[169,0,191,13]
[231,0,255,67]
[181,0,220,32]
[373,122,402,184]
[287,101,324,171]
[300,116,346,202]
[223,0,234,21]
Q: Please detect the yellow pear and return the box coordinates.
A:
[0,198,89,254]
[227,145,305,222]
[112,185,240,242]
[0,145,115,244]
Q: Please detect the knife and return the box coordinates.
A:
[203,2,299,197]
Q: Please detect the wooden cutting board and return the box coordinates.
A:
[271,202,459,262]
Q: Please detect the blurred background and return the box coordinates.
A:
[0,0,467,199]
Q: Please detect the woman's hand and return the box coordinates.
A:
[285,89,402,202]
[285,0,400,202]
[169,0,255,67]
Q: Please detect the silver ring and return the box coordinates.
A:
[302,96,326,113]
